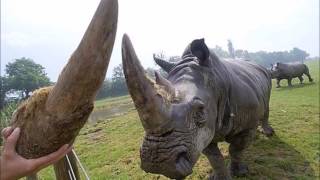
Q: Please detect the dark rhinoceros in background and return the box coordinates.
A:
[270,62,313,88]
[122,34,274,179]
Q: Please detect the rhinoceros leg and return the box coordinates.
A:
[227,129,255,177]
[304,70,313,82]
[203,143,232,180]
[287,78,293,87]
[261,105,274,136]
[298,76,304,84]
[276,78,281,88]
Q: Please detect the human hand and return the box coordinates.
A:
[0,127,72,180]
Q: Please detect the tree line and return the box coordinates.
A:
[70,42,314,100]
[0,58,130,108]
[95,64,128,99]
[0,43,314,107]
[217,40,310,67]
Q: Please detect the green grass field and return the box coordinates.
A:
[38,60,319,179]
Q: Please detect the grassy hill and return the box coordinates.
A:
[39,60,319,179]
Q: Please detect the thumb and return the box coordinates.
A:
[4,127,21,153]
[1,126,14,139]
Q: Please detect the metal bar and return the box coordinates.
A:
[66,154,77,180]
[72,149,90,180]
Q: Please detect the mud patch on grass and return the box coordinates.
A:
[89,103,134,123]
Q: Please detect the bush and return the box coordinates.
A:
[0,102,18,145]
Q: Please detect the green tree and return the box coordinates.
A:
[211,45,229,58]
[111,64,127,96]
[246,48,310,67]
[5,57,51,99]
[290,47,309,63]
[227,40,235,59]
[96,79,112,99]
[235,49,250,59]
[0,76,9,109]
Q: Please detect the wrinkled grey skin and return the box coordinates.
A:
[122,35,274,180]
[270,62,313,88]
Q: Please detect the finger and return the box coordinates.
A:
[1,127,13,139]
[1,127,11,136]
[4,127,21,153]
[32,144,72,169]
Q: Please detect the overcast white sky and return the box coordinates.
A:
[1,0,319,81]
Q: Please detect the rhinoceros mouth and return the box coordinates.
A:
[140,149,193,179]
[140,130,195,179]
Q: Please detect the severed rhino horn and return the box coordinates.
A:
[153,54,175,73]
[122,34,172,134]
[10,0,118,159]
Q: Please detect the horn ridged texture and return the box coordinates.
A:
[122,34,171,134]
[153,55,175,73]
[10,0,118,158]
[47,0,118,114]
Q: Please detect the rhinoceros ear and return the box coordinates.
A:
[190,38,210,65]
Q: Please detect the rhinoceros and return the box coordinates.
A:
[122,35,274,179]
[270,62,313,88]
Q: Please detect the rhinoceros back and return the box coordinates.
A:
[218,59,271,135]
[278,62,307,78]
[222,59,271,99]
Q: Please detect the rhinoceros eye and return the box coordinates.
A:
[191,98,206,127]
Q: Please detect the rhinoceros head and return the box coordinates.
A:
[122,35,227,179]
[270,62,281,78]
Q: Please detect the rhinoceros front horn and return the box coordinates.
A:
[10,0,118,158]
[122,34,172,134]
